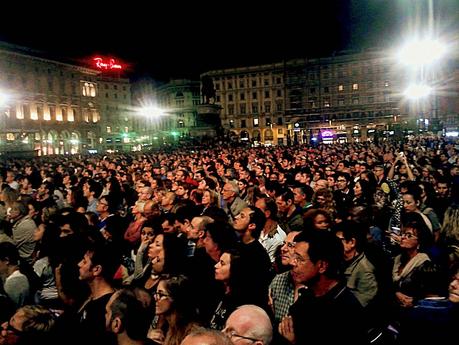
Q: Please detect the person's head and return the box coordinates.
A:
[373,165,385,179]
[333,220,367,260]
[290,231,343,285]
[400,212,434,253]
[147,232,187,275]
[255,197,278,221]
[314,179,329,192]
[175,205,199,235]
[222,182,239,202]
[181,327,232,345]
[280,231,301,266]
[402,187,422,213]
[292,185,314,206]
[303,208,332,231]
[0,305,56,345]
[436,179,450,198]
[275,189,294,215]
[0,242,20,278]
[154,275,197,320]
[449,267,459,303]
[202,190,219,207]
[233,206,266,240]
[8,201,28,222]
[140,221,157,243]
[223,305,273,345]
[105,288,151,340]
[96,195,114,215]
[203,221,238,262]
[335,172,351,191]
[312,188,333,209]
[78,240,121,284]
[187,216,214,242]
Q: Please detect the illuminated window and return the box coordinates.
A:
[16,105,24,119]
[107,126,112,133]
[124,127,129,133]
[56,109,63,121]
[253,118,259,127]
[6,133,15,141]
[352,83,359,90]
[92,110,99,123]
[384,81,390,87]
[68,109,74,122]
[324,100,330,107]
[82,82,96,97]
[338,85,344,91]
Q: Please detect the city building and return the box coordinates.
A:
[0,41,133,156]
[134,79,201,148]
[202,63,286,145]
[203,49,458,145]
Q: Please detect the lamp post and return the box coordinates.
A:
[397,38,447,133]
[139,105,167,148]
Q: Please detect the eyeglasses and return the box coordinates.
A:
[401,233,418,239]
[223,329,260,343]
[153,291,171,300]
[282,241,296,249]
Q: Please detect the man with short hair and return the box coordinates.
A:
[105,288,153,345]
[8,201,36,264]
[223,304,273,345]
[279,231,365,344]
[77,240,120,345]
[233,206,272,308]
[222,182,247,224]
[0,242,30,307]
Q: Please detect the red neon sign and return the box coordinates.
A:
[93,57,123,70]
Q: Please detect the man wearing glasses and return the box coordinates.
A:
[223,305,273,345]
[278,231,366,345]
[268,230,302,327]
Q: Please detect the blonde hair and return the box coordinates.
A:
[441,205,459,245]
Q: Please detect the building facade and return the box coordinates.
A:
[203,49,458,145]
[0,42,133,155]
[202,64,286,145]
[134,79,201,148]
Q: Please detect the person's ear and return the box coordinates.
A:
[112,316,122,333]
[92,264,103,276]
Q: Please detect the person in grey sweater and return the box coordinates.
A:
[0,242,30,307]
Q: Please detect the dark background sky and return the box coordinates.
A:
[0,1,457,81]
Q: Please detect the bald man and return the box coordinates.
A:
[223,305,273,345]
[181,327,232,345]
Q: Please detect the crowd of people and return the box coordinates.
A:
[0,136,458,345]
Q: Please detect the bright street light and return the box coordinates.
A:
[0,91,9,107]
[404,83,432,99]
[397,38,447,68]
[139,106,165,118]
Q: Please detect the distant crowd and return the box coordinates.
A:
[0,136,458,345]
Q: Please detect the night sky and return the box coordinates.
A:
[0,1,457,82]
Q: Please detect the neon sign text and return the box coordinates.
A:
[93,57,122,70]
